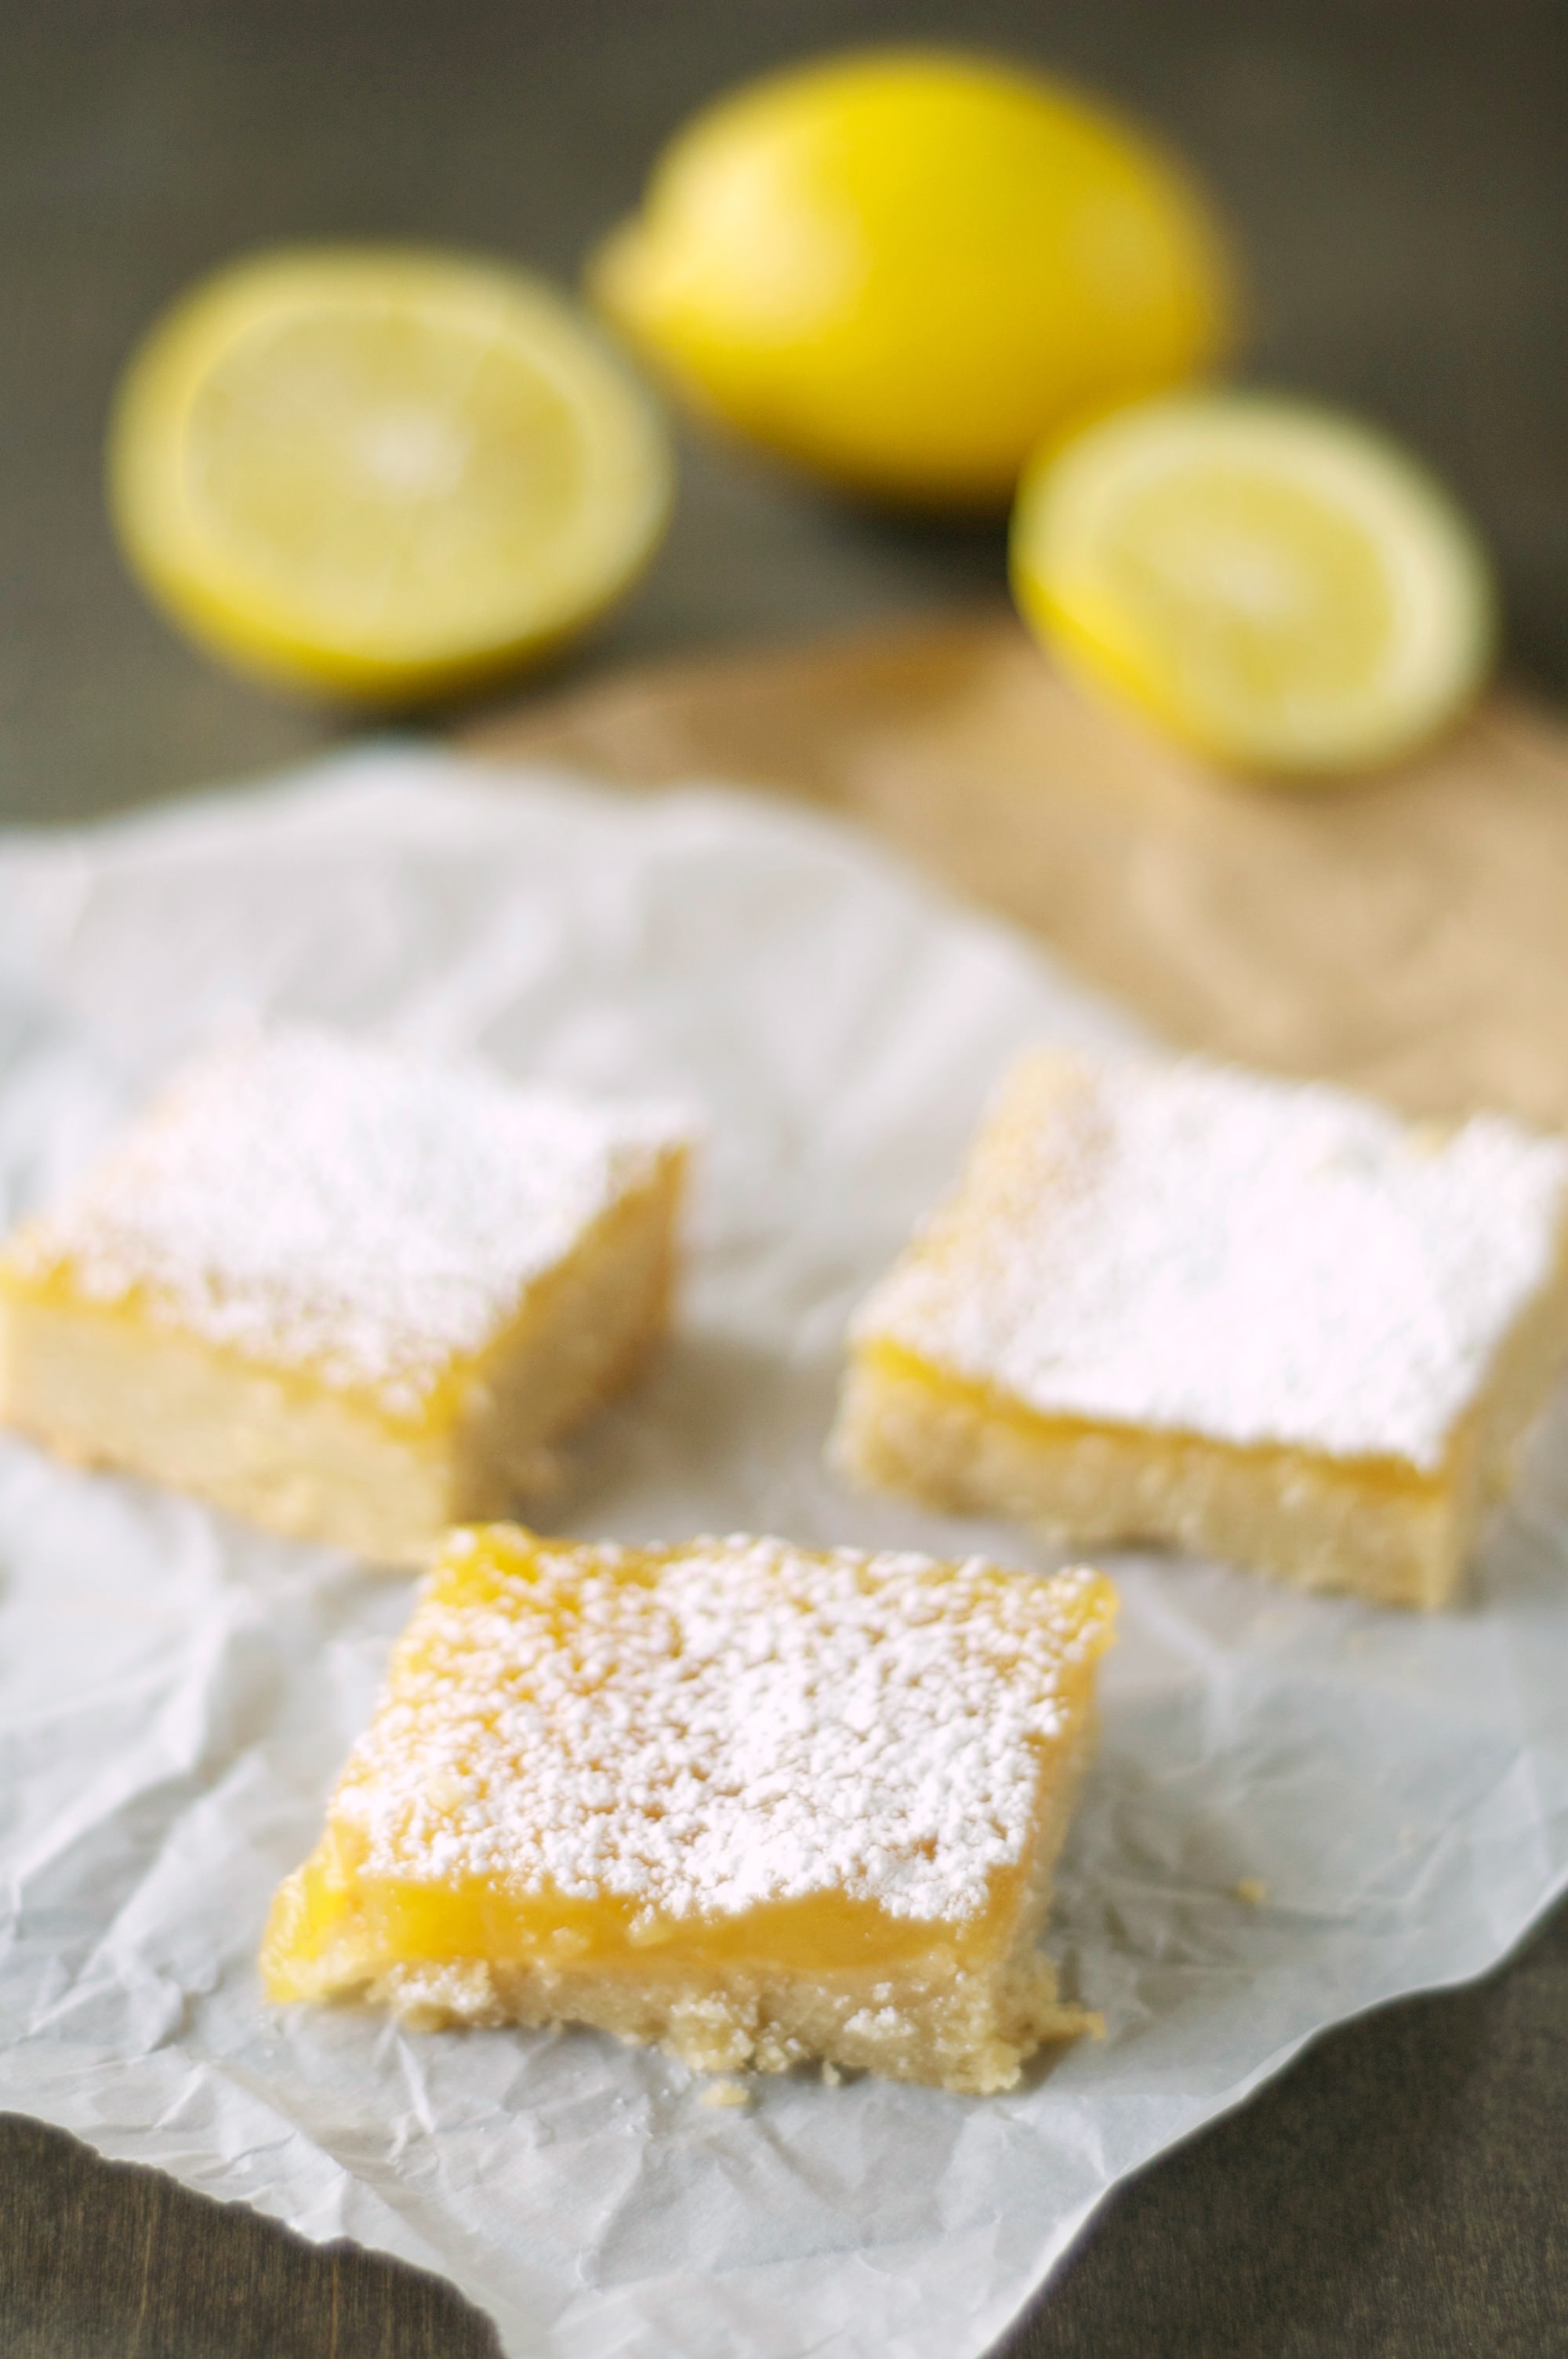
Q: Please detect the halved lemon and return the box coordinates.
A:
[1011,392,1496,774]
[109,247,673,703]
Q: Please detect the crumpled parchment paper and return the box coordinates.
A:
[2,749,1567,2359]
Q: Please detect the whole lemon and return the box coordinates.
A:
[590,49,1236,509]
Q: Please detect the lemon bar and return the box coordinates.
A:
[834,1049,1568,1610]
[0,1030,689,1561]
[263,1525,1116,2094]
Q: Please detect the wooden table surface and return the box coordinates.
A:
[3,2,1567,2353]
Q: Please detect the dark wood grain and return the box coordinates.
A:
[0,2113,501,2359]
[3,2,1568,2354]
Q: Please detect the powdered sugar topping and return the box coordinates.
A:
[9,1028,688,1414]
[856,1050,1568,1470]
[339,1531,1114,1926]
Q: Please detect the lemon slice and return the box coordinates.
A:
[109,247,673,702]
[1011,393,1495,773]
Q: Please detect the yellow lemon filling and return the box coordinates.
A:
[265,1836,1036,1997]
[858,1336,1447,1505]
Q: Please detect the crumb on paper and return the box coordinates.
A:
[700,2078,750,2110]
[821,2061,842,2087]
[1232,1877,1269,1907]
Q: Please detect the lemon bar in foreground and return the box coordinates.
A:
[0,1030,689,1561]
[263,1525,1116,2093]
[834,1050,1568,1611]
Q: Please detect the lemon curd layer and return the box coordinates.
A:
[0,1029,689,1560]
[836,1049,1568,1609]
[263,1525,1116,2092]
[858,1338,1448,1504]
[268,1843,1031,1981]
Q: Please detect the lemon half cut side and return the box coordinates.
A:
[1011,393,1496,776]
[109,247,674,703]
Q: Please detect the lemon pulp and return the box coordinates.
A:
[109,246,673,701]
[1011,392,1495,773]
[591,48,1234,508]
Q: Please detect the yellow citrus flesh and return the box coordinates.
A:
[109,247,673,703]
[590,48,1234,509]
[1011,392,1496,774]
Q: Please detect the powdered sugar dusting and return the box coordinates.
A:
[6,1028,688,1414]
[338,1530,1115,1925]
[856,1050,1568,1470]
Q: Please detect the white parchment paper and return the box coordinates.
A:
[3,749,1568,2359]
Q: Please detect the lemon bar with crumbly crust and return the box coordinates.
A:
[834,1049,1568,1612]
[263,1525,1116,2094]
[0,1030,689,1562]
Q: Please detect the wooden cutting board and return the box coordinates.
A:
[464,611,1568,1132]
